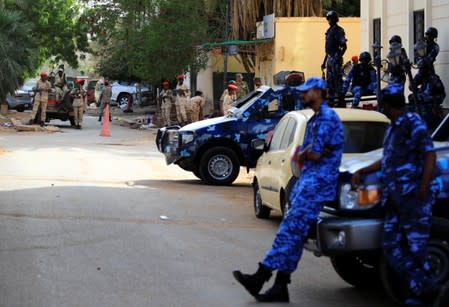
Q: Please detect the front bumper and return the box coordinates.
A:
[304,213,383,256]
[156,126,181,164]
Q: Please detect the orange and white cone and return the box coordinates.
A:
[100,105,111,137]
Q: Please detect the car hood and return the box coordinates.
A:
[339,149,383,174]
[179,116,236,132]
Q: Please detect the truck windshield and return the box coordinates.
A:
[230,90,264,115]
[343,122,388,153]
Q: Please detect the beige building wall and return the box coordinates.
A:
[361,0,449,107]
[256,17,361,87]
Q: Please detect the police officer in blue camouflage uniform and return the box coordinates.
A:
[342,51,377,108]
[387,35,407,89]
[321,11,347,107]
[414,27,440,86]
[352,85,439,306]
[233,77,344,303]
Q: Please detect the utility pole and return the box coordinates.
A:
[223,0,230,92]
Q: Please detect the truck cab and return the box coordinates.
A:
[156,84,304,185]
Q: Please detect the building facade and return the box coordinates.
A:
[361,0,449,107]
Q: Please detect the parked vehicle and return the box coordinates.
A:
[303,113,449,305]
[6,89,33,112]
[111,81,150,107]
[156,82,305,185]
[86,79,98,105]
[252,109,390,218]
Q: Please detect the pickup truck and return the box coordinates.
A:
[304,113,449,304]
[156,84,304,185]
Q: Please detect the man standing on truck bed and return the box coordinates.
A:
[321,10,347,107]
[232,77,344,302]
[351,85,441,306]
[29,71,51,127]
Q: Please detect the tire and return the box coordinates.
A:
[16,106,25,112]
[253,179,271,219]
[193,166,203,180]
[380,218,449,304]
[117,93,132,107]
[199,146,240,185]
[331,255,381,288]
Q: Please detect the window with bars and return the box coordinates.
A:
[414,10,425,43]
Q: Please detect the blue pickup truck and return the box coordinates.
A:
[304,113,449,304]
[156,84,304,185]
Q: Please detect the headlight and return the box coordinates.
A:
[167,130,179,144]
[339,183,381,210]
[180,132,194,145]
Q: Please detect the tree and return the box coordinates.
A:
[87,0,211,84]
[0,9,37,105]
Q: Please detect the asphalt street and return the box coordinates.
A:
[0,115,395,307]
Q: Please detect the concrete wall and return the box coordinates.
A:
[361,0,449,107]
[256,17,361,87]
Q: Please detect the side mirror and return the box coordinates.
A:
[251,139,266,151]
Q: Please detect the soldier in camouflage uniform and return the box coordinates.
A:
[190,91,204,123]
[352,85,439,306]
[29,72,52,126]
[233,77,344,303]
[159,80,173,126]
[54,64,67,101]
[236,73,249,99]
[321,11,347,106]
[175,75,190,125]
[414,27,440,86]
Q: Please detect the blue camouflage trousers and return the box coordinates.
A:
[326,54,343,103]
[383,191,436,304]
[262,193,323,273]
[350,86,374,107]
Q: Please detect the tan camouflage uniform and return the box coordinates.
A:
[190,95,205,122]
[236,80,249,99]
[159,88,173,126]
[31,79,51,122]
[72,87,86,127]
[175,83,190,124]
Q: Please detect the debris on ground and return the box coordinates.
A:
[115,115,156,130]
[7,118,61,132]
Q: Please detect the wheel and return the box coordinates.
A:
[69,116,75,126]
[16,106,25,112]
[253,179,271,219]
[380,218,449,304]
[331,255,381,288]
[199,146,240,185]
[117,93,132,107]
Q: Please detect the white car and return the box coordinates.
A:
[252,109,390,219]
[111,81,150,107]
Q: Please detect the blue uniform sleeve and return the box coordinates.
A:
[337,28,347,46]
[368,70,377,92]
[427,44,439,63]
[411,116,434,153]
[311,115,336,155]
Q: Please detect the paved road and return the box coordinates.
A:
[0,116,395,307]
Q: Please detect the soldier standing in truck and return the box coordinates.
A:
[175,75,190,125]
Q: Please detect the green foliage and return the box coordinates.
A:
[322,0,360,17]
[89,0,212,83]
[0,9,37,103]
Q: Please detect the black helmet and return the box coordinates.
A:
[389,35,402,45]
[359,51,372,63]
[425,27,438,38]
[326,11,339,23]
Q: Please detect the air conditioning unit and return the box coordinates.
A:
[256,21,264,39]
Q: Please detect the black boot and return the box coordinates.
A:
[98,116,102,122]
[39,121,44,127]
[435,282,449,307]
[256,271,290,303]
[233,263,272,297]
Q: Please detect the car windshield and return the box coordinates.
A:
[229,90,264,116]
[343,121,388,153]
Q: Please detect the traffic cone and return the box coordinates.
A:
[100,105,111,137]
